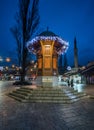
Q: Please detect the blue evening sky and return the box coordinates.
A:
[0,0,94,66]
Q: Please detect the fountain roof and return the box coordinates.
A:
[39,30,57,36]
[27,30,69,55]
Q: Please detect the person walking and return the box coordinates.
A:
[67,80,70,87]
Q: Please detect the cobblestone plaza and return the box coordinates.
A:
[0,81,94,130]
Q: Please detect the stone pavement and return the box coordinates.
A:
[0,81,94,130]
[73,83,94,98]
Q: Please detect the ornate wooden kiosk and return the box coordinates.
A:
[27,30,69,87]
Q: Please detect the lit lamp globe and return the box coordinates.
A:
[5,66,8,70]
[67,66,71,71]
[12,64,15,68]
[6,58,11,62]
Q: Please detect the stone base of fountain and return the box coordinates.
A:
[36,76,58,87]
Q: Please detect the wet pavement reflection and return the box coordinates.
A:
[73,83,86,92]
[0,81,94,130]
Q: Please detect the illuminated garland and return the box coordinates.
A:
[27,36,69,54]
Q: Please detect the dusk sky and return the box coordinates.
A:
[0,0,94,66]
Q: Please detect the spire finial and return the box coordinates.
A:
[74,37,77,49]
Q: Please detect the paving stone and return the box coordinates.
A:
[0,81,94,130]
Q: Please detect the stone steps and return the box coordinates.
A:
[8,87,87,103]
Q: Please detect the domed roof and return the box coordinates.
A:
[27,28,69,55]
[39,30,57,36]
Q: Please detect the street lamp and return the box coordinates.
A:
[5,66,8,70]
[12,64,15,68]
[6,57,11,62]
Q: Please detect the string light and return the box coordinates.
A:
[27,36,69,55]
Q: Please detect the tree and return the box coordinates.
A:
[10,27,22,66]
[11,0,40,82]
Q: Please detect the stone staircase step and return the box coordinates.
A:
[26,100,72,103]
[30,93,67,97]
[29,96,70,100]
[8,94,25,102]
[12,90,31,96]
[8,87,87,103]
[9,92,29,99]
[17,88,32,93]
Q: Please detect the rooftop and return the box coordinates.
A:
[39,30,57,36]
